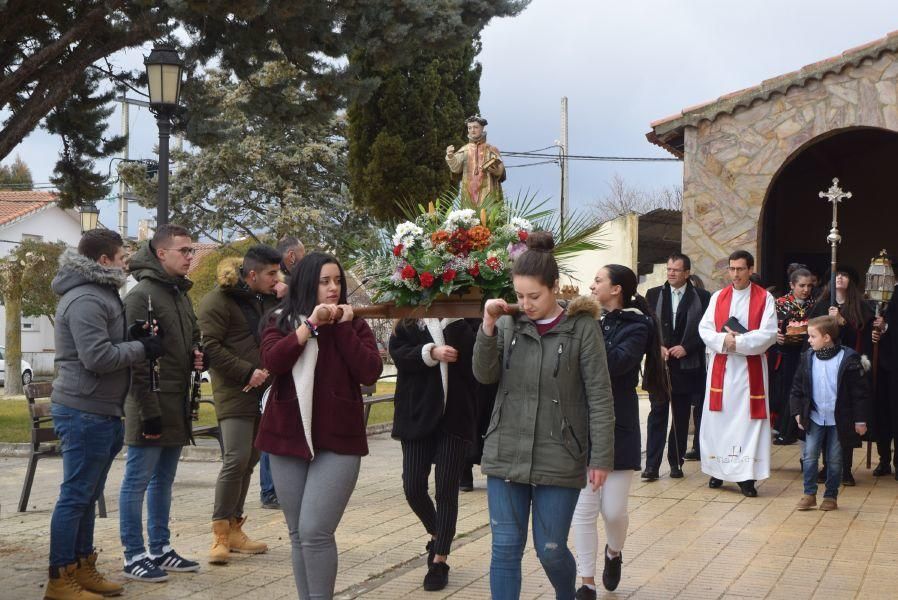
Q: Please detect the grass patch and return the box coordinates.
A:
[0,380,396,442]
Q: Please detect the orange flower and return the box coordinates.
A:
[431,230,450,246]
[467,225,492,250]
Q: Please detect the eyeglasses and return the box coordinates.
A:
[163,246,196,257]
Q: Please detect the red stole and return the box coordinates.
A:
[709,283,768,419]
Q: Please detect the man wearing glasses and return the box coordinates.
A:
[644,253,711,481]
[697,250,777,497]
[119,224,206,581]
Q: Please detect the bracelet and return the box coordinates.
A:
[304,319,319,338]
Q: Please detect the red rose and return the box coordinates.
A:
[442,269,457,283]
[393,244,404,257]
[401,264,417,279]
[486,256,502,272]
[468,262,480,277]
[419,272,435,288]
[518,230,528,242]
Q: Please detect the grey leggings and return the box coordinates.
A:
[270,451,361,600]
[213,416,260,521]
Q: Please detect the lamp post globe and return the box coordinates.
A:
[144,45,184,227]
[80,202,100,233]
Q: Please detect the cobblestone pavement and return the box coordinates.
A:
[2,399,898,599]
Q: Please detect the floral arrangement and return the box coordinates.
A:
[357,194,606,308]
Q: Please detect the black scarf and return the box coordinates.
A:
[815,344,842,360]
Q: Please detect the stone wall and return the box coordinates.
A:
[682,51,898,289]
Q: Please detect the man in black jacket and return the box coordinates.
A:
[643,253,711,480]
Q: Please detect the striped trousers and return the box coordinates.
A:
[401,431,470,556]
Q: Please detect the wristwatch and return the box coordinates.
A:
[304,319,319,338]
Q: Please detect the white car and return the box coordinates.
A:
[0,346,33,386]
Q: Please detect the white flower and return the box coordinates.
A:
[510,217,533,232]
[444,209,478,231]
[392,221,424,248]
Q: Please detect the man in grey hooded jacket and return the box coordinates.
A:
[45,229,164,600]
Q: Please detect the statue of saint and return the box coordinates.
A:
[445,115,505,204]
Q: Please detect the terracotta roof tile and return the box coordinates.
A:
[0,191,57,226]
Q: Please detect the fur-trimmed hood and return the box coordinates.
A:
[52,249,127,296]
[216,256,244,288]
[566,295,602,319]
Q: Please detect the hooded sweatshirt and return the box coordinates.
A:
[51,250,145,416]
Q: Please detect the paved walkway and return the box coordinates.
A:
[2,400,898,599]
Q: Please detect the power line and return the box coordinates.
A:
[505,160,558,169]
[504,150,679,162]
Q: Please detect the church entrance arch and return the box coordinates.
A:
[759,127,898,291]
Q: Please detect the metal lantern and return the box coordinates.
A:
[80,202,100,233]
[144,46,184,108]
[865,249,895,305]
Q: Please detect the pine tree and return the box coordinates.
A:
[348,39,483,221]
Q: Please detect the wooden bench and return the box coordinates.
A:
[20,381,107,516]
[361,376,395,426]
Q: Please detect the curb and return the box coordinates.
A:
[0,422,394,461]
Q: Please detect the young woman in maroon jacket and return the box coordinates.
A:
[255,252,382,600]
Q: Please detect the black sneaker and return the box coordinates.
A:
[842,472,856,486]
[669,465,684,478]
[261,495,280,509]
[425,539,436,568]
[873,462,892,477]
[123,554,169,582]
[459,466,474,492]
[152,547,200,573]
[602,545,622,591]
[684,449,700,461]
[575,584,597,599]
[423,561,449,591]
[708,477,723,489]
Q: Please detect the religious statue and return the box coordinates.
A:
[445,115,506,205]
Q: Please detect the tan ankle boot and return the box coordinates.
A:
[74,553,123,597]
[44,564,104,600]
[209,519,231,564]
[228,516,268,554]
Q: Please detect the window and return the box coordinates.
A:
[21,316,40,332]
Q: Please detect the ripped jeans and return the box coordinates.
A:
[487,477,580,600]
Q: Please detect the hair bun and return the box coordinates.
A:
[525,230,555,252]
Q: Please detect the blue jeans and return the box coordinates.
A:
[49,404,123,568]
[487,477,580,600]
[802,420,842,498]
[260,451,276,501]
[119,445,183,559]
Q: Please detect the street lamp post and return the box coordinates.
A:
[144,46,184,228]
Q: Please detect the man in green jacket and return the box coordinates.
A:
[119,224,205,582]
[198,244,281,564]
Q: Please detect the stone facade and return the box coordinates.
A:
[656,46,898,289]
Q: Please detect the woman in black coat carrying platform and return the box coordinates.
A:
[389,318,479,592]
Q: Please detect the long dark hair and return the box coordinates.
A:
[603,264,669,399]
[274,252,348,334]
[816,269,869,329]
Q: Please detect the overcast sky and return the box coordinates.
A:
[4,0,896,232]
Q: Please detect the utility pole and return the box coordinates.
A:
[560,96,569,240]
[119,99,129,238]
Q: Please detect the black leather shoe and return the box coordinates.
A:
[602,545,622,592]
[423,561,449,591]
[708,477,723,489]
[738,480,758,497]
[669,465,684,478]
[842,472,856,486]
[641,469,659,481]
[873,462,893,477]
[773,436,796,446]
[575,585,597,600]
[459,466,474,492]
[684,449,700,461]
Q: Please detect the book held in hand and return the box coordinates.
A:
[720,316,748,334]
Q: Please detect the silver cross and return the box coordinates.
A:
[819,177,852,246]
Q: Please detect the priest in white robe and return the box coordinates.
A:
[698,251,777,497]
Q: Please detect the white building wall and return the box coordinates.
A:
[0,206,83,375]
[561,213,639,293]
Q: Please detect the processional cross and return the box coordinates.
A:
[819,178,852,307]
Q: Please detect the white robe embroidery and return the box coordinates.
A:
[698,286,777,482]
